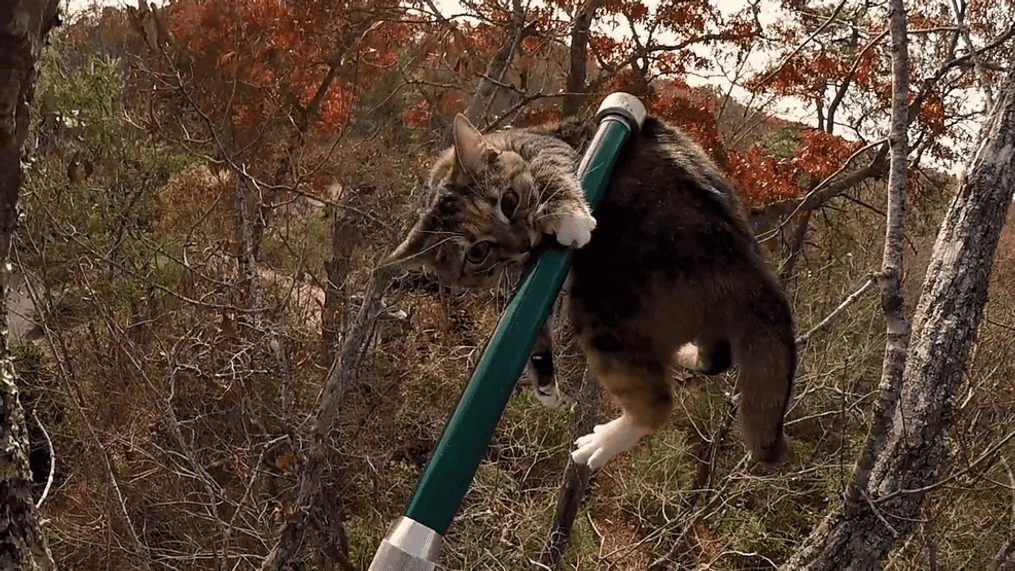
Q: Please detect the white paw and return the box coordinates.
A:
[554,209,596,249]
[534,383,561,407]
[676,343,702,370]
[570,415,650,471]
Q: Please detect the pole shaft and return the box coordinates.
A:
[405,116,636,535]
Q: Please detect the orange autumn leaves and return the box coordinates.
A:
[165,0,403,134]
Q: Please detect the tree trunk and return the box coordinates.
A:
[562,0,606,118]
[848,0,911,509]
[0,1,60,569]
[783,45,1015,571]
[322,205,361,367]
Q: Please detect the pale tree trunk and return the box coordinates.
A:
[783,33,1015,571]
[850,0,911,511]
[0,1,60,570]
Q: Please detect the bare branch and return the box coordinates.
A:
[29,410,54,510]
[753,0,850,90]
[795,275,877,349]
[260,270,389,570]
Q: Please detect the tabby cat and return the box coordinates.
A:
[386,113,796,470]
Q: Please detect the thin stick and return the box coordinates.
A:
[31,409,54,509]
[796,275,877,349]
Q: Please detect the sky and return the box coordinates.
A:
[66,0,165,15]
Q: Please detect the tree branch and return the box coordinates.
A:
[539,366,599,569]
[259,270,389,570]
[795,275,877,350]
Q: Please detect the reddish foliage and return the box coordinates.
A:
[645,80,839,207]
[438,92,464,117]
[311,172,332,191]
[917,92,947,135]
[907,13,947,30]
[464,23,504,56]
[588,34,630,71]
[725,128,862,206]
[164,0,402,135]
[647,81,727,165]
[749,51,847,97]
[727,147,800,206]
[159,166,232,231]
[403,98,432,129]
[794,129,863,180]
[518,106,560,126]
[601,0,651,21]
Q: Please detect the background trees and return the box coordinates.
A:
[3,0,1015,568]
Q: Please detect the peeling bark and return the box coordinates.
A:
[783,42,1015,571]
[0,1,61,569]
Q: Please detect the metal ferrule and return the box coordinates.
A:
[367,516,442,571]
[596,92,648,134]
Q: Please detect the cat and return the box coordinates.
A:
[386,112,796,471]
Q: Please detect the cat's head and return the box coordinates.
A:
[385,114,543,288]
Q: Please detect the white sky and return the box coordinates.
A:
[65,0,166,15]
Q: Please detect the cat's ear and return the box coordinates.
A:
[452,114,496,174]
[383,229,432,272]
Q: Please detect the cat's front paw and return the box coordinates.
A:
[570,415,649,470]
[553,209,596,249]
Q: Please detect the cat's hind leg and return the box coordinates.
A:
[571,354,672,470]
[676,337,732,376]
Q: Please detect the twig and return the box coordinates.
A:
[875,427,1015,502]
[223,435,289,560]
[30,409,54,509]
[796,275,877,349]
[648,400,737,570]
[753,0,850,89]
[538,365,599,569]
[259,270,390,570]
[1000,455,1015,530]
[752,138,889,238]
[864,490,899,537]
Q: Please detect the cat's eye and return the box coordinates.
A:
[501,191,519,219]
[466,241,493,264]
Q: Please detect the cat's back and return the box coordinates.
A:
[573,117,758,275]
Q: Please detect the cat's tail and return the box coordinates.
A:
[733,289,796,464]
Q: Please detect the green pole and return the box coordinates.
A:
[369,93,646,570]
